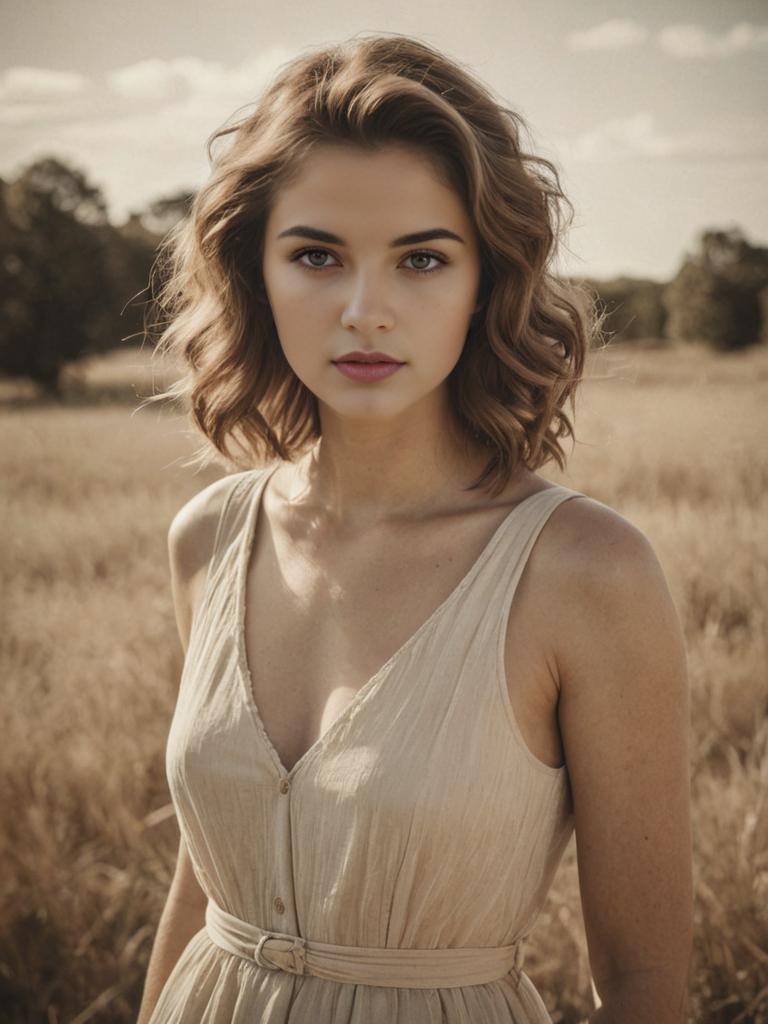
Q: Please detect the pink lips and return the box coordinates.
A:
[333,361,405,382]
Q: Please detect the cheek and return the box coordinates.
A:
[264,268,320,339]
[263,259,303,306]
[423,290,475,343]
[270,308,316,369]
[411,315,472,380]
[267,301,334,384]
[265,266,338,336]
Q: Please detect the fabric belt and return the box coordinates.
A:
[205,899,525,989]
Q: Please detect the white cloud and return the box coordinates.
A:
[659,21,768,59]
[107,58,198,101]
[0,49,292,126]
[0,66,89,102]
[0,49,295,221]
[567,19,768,58]
[106,50,291,102]
[561,112,768,163]
[567,19,649,52]
[568,113,673,160]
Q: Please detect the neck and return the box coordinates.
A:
[283,408,499,531]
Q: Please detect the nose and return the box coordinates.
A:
[340,272,395,333]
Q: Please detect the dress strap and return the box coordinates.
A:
[486,484,584,614]
[446,484,584,630]
[202,467,274,600]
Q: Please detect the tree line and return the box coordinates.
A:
[1,156,766,397]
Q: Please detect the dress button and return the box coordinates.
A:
[274,896,285,914]
[279,779,290,794]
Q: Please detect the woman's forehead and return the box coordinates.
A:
[266,144,471,237]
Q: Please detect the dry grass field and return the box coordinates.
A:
[1,340,767,1023]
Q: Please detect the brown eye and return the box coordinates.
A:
[305,250,331,268]
[409,254,432,271]
[403,251,447,275]
[290,248,340,272]
[290,247,446,275]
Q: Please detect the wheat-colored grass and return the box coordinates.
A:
[1,341,766,1023]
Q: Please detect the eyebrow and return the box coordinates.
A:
[276,225,466,247]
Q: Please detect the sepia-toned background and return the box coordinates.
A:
[2,1,766,1021]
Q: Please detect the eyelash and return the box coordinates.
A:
[289,247,448,276]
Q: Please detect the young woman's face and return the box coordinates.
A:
[261,143,482,429]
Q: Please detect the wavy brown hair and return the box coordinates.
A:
[146,32,602,496]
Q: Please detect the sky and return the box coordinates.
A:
[2,0,766,281]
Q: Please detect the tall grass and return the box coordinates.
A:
[1,341,766,1023]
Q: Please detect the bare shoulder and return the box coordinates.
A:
[168,472,243,581]
[166,470,250,650]
[539,490,684,689]
[544,491,663,586]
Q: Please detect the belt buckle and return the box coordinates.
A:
[254,932,307,975]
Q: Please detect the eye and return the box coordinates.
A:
[402,250,447,275]
[288,247,448,275]
[291,248,340,272]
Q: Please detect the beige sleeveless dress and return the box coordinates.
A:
[148,464,582,1023]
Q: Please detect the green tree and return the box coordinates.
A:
[17,156,109,227]
[663,227,768,350]
[0,157,155,395]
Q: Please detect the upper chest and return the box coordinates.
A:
[238,481,563,774]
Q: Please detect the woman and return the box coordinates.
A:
[138,33,693,1024]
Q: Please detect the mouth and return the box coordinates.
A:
[332,359,406,381]
[332,352,405,365]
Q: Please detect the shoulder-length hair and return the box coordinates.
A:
[147,32,601,496]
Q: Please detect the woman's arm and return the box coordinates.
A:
[136,476,232,1023]
[136,837,209,1024]
[554,501,693,1024]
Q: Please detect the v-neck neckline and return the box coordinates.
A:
[235,463,564,782]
